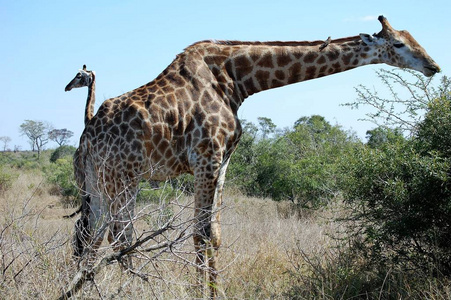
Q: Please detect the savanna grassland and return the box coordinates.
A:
[0,150,450,299]
[0,152,338,299]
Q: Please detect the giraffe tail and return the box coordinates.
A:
[63,205,82,218]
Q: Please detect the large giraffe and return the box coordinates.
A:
[72,16,440,297]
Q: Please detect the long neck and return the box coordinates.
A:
[202,37,378,109]
[85,72,95,126]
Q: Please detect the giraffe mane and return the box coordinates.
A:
[188,36,361,48]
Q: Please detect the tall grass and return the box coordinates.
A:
[0,169,450,299]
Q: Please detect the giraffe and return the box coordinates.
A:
[72,16,440,297]
[65,65,96,126]
[63,65,96,220]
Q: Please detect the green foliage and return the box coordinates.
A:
[340,141,451,273]
[48,128,74,146]
[19,120,52,158]
[365,126,404,148]
[50,145,76,163]
[0,167,16,194]
[339,74,451,275]
[285,238,451,299]
[45,156,79,204]
[228,115,359,207]
[0,151,44,170]
[136,181,179,204]
[344,69,436,132]
[416,88,451,157]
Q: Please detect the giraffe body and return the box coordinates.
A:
[72,16,440,297]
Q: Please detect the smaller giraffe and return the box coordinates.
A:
[65,65,96,126]
[64,65,96,223]
[65,66,160,222]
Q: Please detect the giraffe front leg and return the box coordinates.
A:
[193,203,213,297]
[193,158,230,298]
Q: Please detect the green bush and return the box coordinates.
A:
[229,115,359,207]
[0,167,16,194]
[50,145,76,163]
[339,76,451,275]
[136,181,179,204]
[45,157,79,204]
[340,141,451,274]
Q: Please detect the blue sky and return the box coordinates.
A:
[1,1,450,150]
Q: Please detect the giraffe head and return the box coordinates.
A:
[65,64,95,91]
[359,16,440,77]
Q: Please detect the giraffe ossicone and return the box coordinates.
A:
[70,15,439,298]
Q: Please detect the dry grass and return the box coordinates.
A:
[0,170,450,299]
[217,195,337,298]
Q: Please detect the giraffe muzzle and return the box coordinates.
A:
[424,64,441,77]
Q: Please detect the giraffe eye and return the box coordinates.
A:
[394,43,405,48]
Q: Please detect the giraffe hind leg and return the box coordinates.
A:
[73,158,109,264]
[72,195,91,258]
[107,184,137,269]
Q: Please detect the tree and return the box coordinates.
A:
[19,120,52,158]
[229,115,359,206]
[257,117,276,139]
[48,129,74,146]
[344,69,436,133]
[340,72,451,275]
[0,136,11,151]
[294,115,332,134]
[365,127,404,148]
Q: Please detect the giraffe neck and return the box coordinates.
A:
[200,36,377,111]
[85,72,95,126]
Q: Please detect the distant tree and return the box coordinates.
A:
[229,115,359,206]
[257,117,276,139]
[365,127,404,148]
[48,129,74,146]
[19,120,52,158]
[294,115,332,133]
[0,136,11,151]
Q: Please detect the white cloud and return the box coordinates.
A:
[359,15,378,22]
[343,15,379,22]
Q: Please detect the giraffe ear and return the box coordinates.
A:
[360,33,376,46]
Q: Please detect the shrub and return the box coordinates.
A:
[338,72,451,276]
[0,168,16,194]
[50,145,76,163]
[45,157,79,205]
[229,115,360,207]
[340,141,451,274]
[136,181,179,204]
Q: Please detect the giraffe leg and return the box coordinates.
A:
[107,183,137,269]
[193,158,230,298]
[73,158,109,264]
[208,158,229,297]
